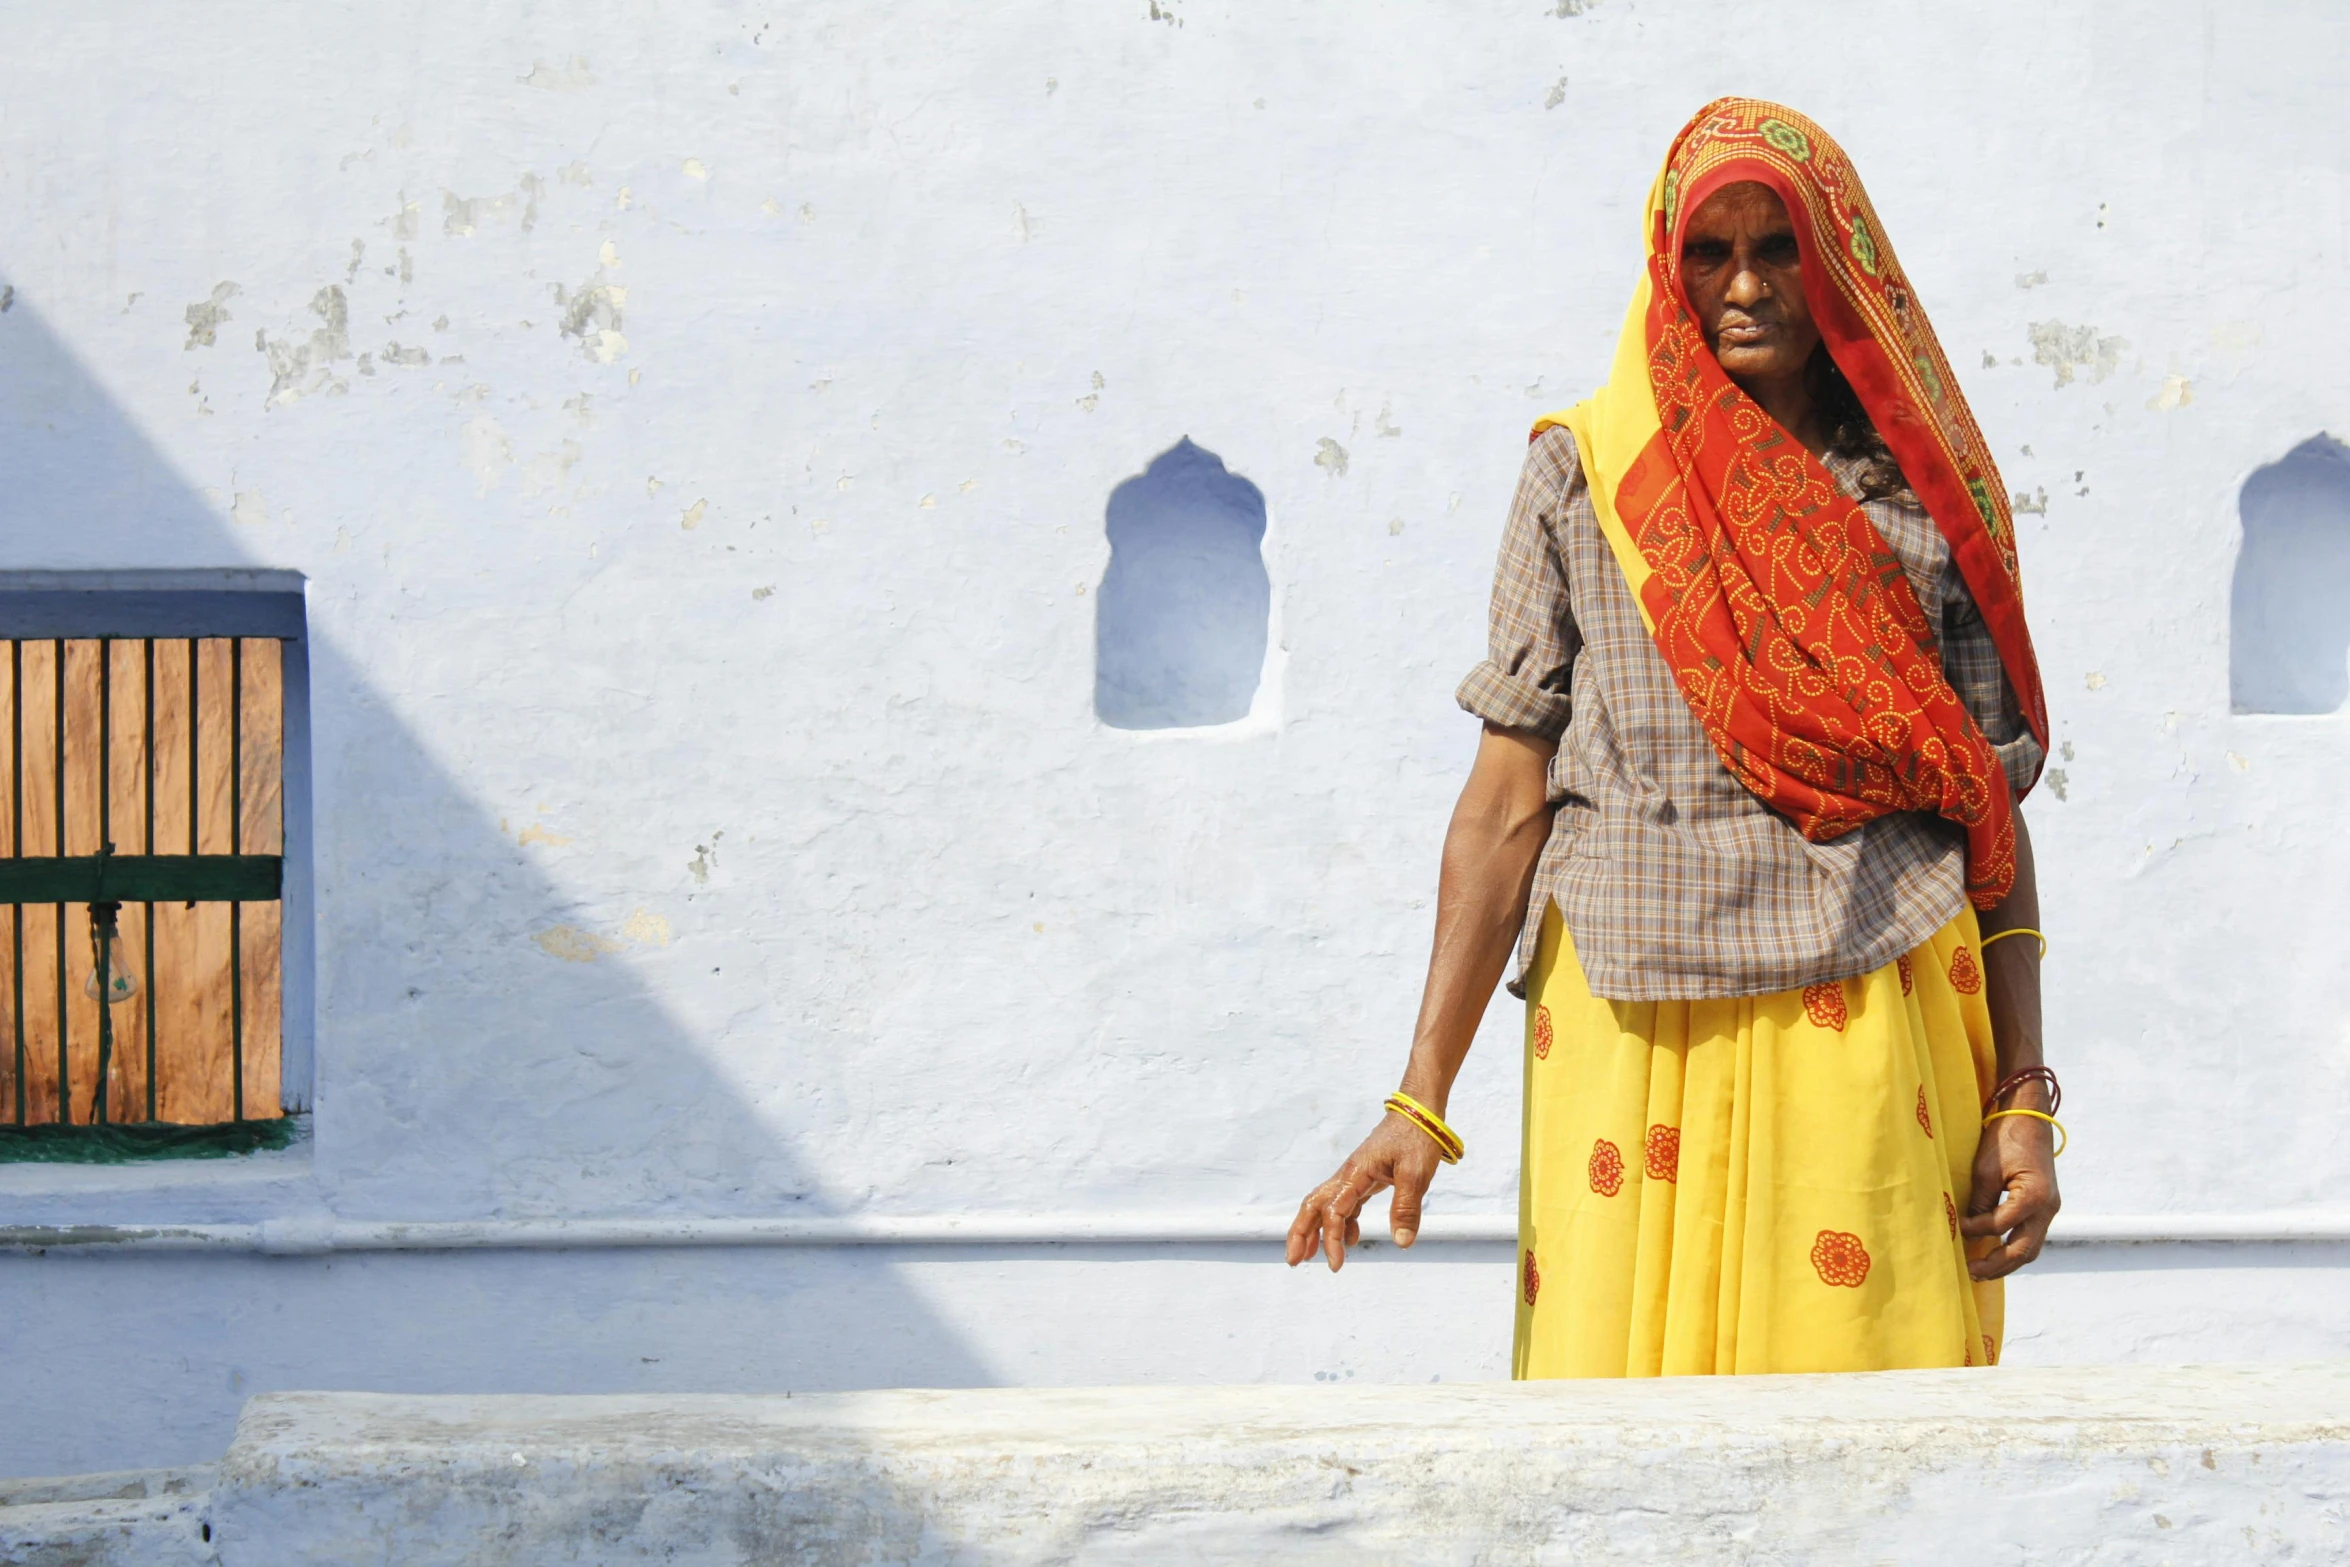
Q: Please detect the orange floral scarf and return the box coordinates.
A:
[1539,99,2047,906]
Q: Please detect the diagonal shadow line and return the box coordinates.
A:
[0,290,1000,1480]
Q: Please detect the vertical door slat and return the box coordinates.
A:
[240,641,284,856]
[152,900,234,1125]
[59,643,104,1119]
[1,648,16,1122]
[19,641,58,860]
[147,641,202,1122]
[240,899,282,1118]
[17,643,59,1120]
[194,639,235,857]
[103,642,151,1118]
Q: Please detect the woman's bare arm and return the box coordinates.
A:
[1285,723,1557,1272]
[1961,812,2060,1278]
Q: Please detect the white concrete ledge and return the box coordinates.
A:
[9,1209,2350,1254]
[0,1469,213,1566]
[198,1365,2350,1563]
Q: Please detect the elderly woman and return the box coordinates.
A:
[1288,99,2060,1376]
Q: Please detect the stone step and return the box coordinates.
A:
[0,1467,213,1510]
[0,1485,214,1567]
[185,1362,2350,1564]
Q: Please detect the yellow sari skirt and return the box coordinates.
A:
[1514,901,2003,1377]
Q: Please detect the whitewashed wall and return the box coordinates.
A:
[4,0,2348,1478]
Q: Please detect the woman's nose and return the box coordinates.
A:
[1725,264,1768,307]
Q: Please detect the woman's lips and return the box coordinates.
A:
[1718,320,1774,344]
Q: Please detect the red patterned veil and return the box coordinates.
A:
[1539,99,2048,905]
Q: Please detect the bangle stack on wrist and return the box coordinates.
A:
[1385,1091,1464,1164]
[1983,1065,2060,1115]
[1981,1066,2066,1156]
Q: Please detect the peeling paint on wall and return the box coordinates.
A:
[2027,320,2127,388]
[444,175,543,237]
[257,285,352,406]
[533,925,619,963]
[532,908,672,963]
[443,189,511,237]
[621,909,671,948]
[182,282,237,350]
[556,272,627,364]
[521,440,584,499]
[520,56,597,92]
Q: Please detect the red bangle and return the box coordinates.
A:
[1984,1066,2060,1116]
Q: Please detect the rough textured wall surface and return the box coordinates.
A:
[2,0,2348,1476]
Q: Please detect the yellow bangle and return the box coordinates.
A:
[1979,927,2047,959]
[1384,1091,1464,1164]
[1982,1106,2067,1156]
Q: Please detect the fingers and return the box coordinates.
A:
[1960,1171,2059,1236]
[1958,1195,2024,1238]
[1388,1189,1422,1248]
[1285,1187,1328,1267]
[1286,1173,1360,1267]
[1287,1115,1447,1272]
[1286,1173,1347,1266]
[1968,1207,2053,1279]
[1389,1156,1437,1248]
[1286,1176,1351,1268]
[1284,1157,1403,1272]
[1322,1172,1372,1272]
[1962,1189,2060,1279]
[1959,1181,2056,1237]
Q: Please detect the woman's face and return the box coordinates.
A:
[1679,181,1820,384]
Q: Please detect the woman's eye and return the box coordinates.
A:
[1684,241,1732,265]
[1759,236,1801,265]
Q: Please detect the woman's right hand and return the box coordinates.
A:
[1284,725,1552,1276]
[1284,1111,1448,1272]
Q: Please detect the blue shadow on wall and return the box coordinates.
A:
[2232,434,2350,714]
[1094,439,1269,730]
[0,288,995,1477]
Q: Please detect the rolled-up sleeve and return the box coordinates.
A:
[1455,428,1583,740]
[1939,580,2046,799]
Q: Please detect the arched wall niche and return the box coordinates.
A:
[2232,434,2350,714]
[1094,438,1270,731]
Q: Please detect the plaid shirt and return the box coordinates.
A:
[1459,427,2044,1001]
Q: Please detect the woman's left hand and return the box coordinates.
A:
[1959,1108,2060,1279]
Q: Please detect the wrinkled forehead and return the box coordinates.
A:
[1658,157,1817,268]
[1682,180,1794,237]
